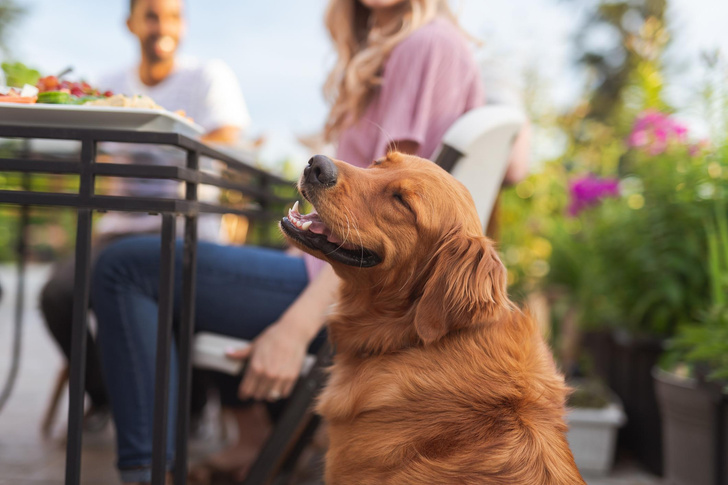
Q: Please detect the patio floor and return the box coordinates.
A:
[0,264,664,484]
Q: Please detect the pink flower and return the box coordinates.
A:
[628,130,648,147]
[568,175,620,216]
[627,110,689,155]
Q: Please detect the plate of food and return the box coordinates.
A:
[0,101,205,138]
[0,67,204,138]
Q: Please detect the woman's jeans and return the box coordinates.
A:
[92,236,311,483]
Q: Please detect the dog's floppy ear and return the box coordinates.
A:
[414,230,510,345]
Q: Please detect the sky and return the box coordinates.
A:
[8,0,728,168]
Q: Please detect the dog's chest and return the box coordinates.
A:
[317,359,405,422]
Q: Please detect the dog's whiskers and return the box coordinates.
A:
[324,212,353,256]
[367,121,396,155]
[343,206,366,269]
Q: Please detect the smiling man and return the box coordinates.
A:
[103,0,249,143]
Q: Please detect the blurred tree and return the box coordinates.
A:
[0,0,24,54]
[559,0,671,175]
[574,0,668,123]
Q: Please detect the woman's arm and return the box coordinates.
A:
[502,120,532,186]
[227,264,340,401]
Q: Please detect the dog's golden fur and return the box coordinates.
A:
[286,152,584,484]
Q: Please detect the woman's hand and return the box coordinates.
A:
[226,321,308,402]
[227,264,340,403]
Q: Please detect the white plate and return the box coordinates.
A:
[0,103,204,138]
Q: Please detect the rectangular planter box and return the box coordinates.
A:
[566,398,626,476]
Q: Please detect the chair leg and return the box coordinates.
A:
[219,405,230,442]
[41,365,70,438]
[274,414,323,485]
[242,341,331,485]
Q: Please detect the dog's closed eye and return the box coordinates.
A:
[393,192,411,210]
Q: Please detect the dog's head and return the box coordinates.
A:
[281,152,510,346]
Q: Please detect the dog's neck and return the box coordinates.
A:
[327,278,422,357]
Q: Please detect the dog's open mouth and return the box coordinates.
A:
[280,201,382,267]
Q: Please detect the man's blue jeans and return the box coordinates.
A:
[91,236,311,483]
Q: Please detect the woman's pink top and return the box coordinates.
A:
[305,17,484,279]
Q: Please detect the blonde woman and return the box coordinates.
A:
[92,1,485,483]
[325,0,482,163]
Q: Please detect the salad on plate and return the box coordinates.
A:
[0,62,166,110]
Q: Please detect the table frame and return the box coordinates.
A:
[0,125,295,485]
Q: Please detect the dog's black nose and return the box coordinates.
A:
[304,155,338,187]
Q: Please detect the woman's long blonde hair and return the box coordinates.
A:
[323,0,460,141]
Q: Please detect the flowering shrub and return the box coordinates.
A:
[627,109,689,155]
[568,110,724,336]
[497,109,726,337]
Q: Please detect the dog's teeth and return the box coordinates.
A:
[301,221,312,230]
[292,201,299,214]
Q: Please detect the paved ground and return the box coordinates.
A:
[0,264,663,484]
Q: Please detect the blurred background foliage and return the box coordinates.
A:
[499,0,728,366]
[0,0,23,54]
[0,0,727,362]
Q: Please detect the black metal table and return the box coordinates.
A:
[0,124,296,485]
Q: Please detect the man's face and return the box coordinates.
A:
[127,0,185,62]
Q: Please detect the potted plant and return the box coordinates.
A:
[544,108,719,474]
[655,204,728,485]
[566,379,626,476]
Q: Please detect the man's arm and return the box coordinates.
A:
[201,126,240,145]
[198,60,250,144]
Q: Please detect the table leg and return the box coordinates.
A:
[64,208,93,485]
[0,196,29,413]
[12,194,28,381]
[174,214,197,485]
[152,214,177,485]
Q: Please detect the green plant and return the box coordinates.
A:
[663,203,728,387]
[567,378,612,409]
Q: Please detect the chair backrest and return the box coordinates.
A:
[433,105,526,230]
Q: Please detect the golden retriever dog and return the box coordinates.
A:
[280,152,585,485]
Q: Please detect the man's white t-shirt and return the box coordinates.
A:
[95,58,250,241]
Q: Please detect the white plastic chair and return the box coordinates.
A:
[433,104,526,230]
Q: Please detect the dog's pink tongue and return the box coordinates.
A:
[308,223,345,245]
[308,222,329,236]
